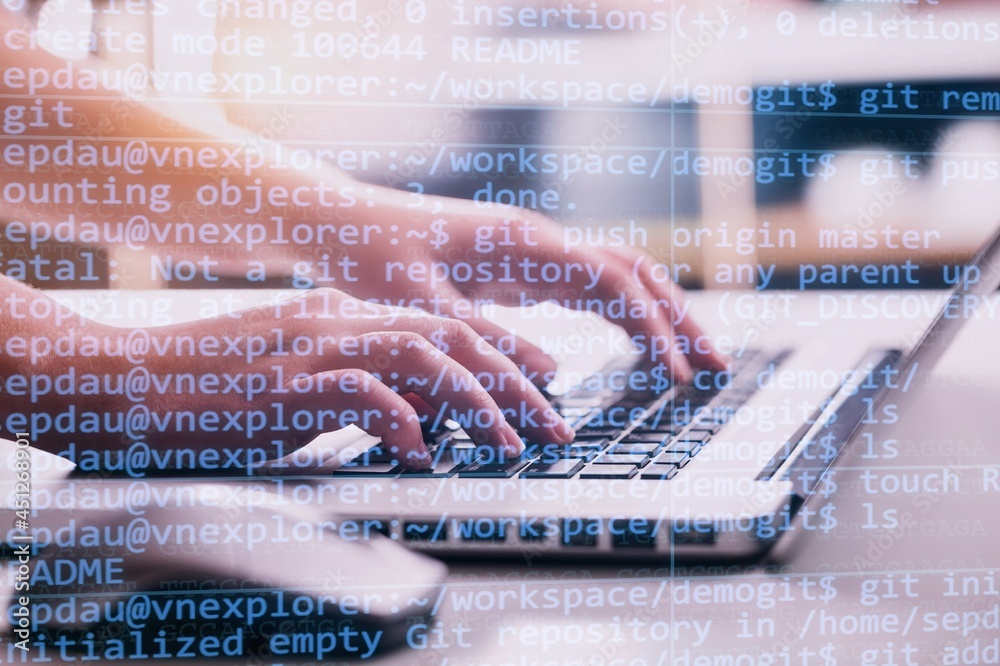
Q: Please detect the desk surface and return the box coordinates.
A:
[8,290,1000,664]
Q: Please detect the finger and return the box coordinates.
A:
[401,393,436,425]
[434,290,559,384]
[586,257,694,383]
[332,311,570,442]
[285,369,431,468]
[605,250,729,372]
[318,275,559,381]
[670,288,730,372]
[285,293,570,443]
[381,316,572,444]
[466,316,559,384]
[446,217,694,381]
[355,331,525,455]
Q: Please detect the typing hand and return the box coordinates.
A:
[3,278,572,468]
[347,186,728,383]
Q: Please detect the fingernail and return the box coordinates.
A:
[504,425,524,456]
[676,357,694,385]
[556,416,575,443]
[405,446,431,469]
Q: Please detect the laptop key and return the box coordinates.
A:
[521,458,584,478]
[550,444,604,462]
[524,442,603,462]
[610,518,658,549]
[688,422,722,435]
[574,427,621,438]
[567,442,607,456]
[631,426,682,437]
[570,436,612,448]
[620,433,671,444]
[662,440,700,455]
[616,391,660,408]
[562,518,600,547]
[608,443,660,457]
[332,462,399,476]
[594,453,650,468]
[579,465,637,480]
[459,457,532,478]
[678,431,712,444]
[399,459,466,477]
[351,446,401,464]
[654,451,690,467]
[404,520,447,542]
[435,443,480,466]
[640,466,679,480]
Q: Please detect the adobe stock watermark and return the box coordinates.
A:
[10,431,34,651]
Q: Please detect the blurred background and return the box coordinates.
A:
[9,0,1000,291]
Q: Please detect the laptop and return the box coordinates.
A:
[280,222,1000,561]
[7,225,999,563]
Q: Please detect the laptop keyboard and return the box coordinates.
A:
[333,350,786,481]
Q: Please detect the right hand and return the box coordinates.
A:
[81,288,575,468]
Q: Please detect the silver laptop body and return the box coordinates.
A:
[304,224,1000,561]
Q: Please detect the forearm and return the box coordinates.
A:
[0,8,356,240]
[0,275,119,450]
[0,275,269,458]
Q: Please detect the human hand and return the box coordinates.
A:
[18,286,573,469]
[342,186,728,383]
